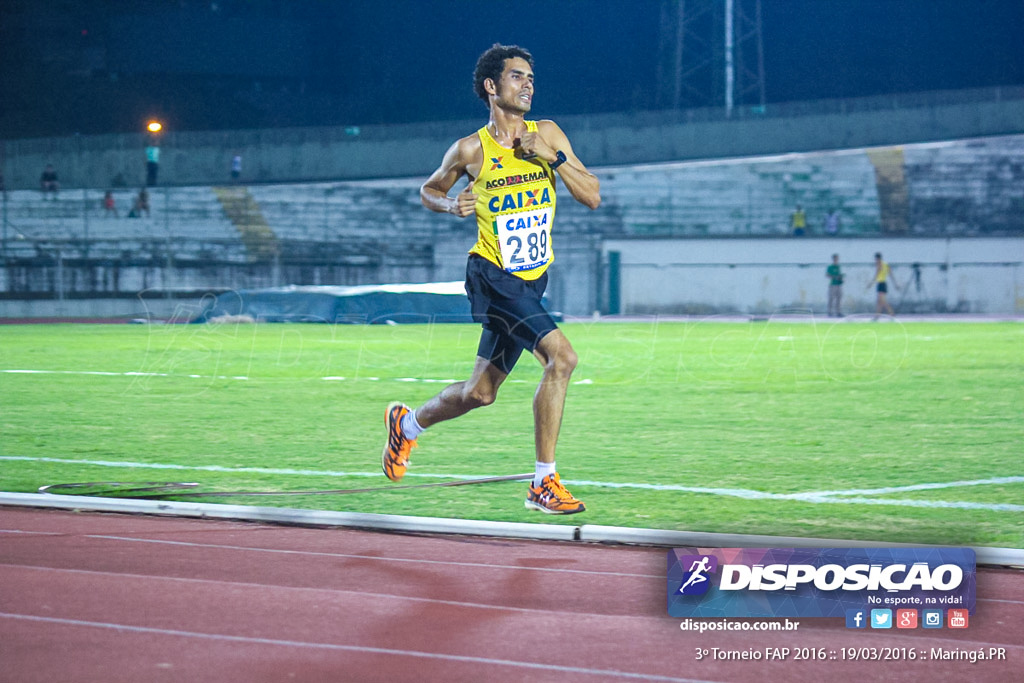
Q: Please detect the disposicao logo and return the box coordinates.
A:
[667,548,976,619]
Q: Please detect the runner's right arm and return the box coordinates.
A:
[421,136,481,218]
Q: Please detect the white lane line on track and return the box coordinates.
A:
[3,561,1018,608]
[5,455,1021,512]
[0,563,662,618]
[78,536,661,578]
[0,612,710,682]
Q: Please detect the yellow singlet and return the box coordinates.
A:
[469,121,557,281]
[876,261,890,283]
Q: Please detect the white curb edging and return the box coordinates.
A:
[578,524,1024,566]
[0,492,577,541]
[2,492,1021,567]
[577,524,927,548]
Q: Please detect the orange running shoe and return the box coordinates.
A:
[382,402,417,482]
[525,472,586,514]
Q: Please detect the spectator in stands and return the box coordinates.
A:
[40,164,60,200]
[824,208,840,235]
[790,204,806,236]
[867,251,898,319]
[145,140,160,186]
[102,190,119,217]
[128,188,150,218]
[826,253,844,317]
[381,44,601,515]
[231,153,242,182]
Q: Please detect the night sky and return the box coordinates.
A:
[2,0,1023,137]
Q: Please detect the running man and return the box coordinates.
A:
[381,44,601,514]
[868,251,898,319]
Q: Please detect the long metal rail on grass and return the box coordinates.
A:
[37,473,534,500]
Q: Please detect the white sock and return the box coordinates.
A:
[400,410,424,440]
[533,461,556,487]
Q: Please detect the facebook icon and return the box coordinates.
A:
[845,609,867,629]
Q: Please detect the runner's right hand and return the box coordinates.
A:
[450,186,477,217]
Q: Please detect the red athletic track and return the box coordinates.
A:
[1,507,1020,683]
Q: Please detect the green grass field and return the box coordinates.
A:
[1,320,1022,547]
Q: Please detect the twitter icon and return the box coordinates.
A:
[870,609,893,629]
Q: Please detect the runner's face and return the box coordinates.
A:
[493,57,534,112]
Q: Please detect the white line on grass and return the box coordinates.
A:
[0,456,474,481]
[2,369,593,384]
[3,369,249,380]
[795,477,1024,497]
[3,456,1022,512]
[785,495,1024,512]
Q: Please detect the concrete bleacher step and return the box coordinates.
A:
[212,187,279,261]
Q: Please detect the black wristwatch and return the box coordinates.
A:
[549,150,567,170]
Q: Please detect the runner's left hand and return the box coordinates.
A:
[517,132,556,164]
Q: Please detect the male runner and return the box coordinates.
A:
[381,44,601,514]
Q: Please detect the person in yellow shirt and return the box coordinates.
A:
[381,44,601,514]
[790,204,807,236]
[868,251,898,319]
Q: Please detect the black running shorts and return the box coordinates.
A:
[464,254,558,374]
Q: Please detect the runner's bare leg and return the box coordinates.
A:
[532,329,578,464]
[414,357,507,427]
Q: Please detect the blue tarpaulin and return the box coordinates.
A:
[191,282,474,324]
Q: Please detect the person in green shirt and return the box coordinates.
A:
[826,253,844,317]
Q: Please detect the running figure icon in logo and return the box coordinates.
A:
[678,555,718,595]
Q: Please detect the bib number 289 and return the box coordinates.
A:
[507,229,548,265]
[497,207,552,273]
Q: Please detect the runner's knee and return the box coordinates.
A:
[464,385,497,408]
[546,344,577,377]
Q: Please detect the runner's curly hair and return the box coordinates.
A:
[473,44,534,103]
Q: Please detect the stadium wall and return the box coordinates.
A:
[603,236,1023,316]
[1,235,1020,320]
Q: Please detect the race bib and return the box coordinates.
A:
[495,207,552,273]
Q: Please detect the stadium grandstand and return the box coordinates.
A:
[2,88,1023,320]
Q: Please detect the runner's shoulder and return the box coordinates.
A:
[534,119,570,146]
[443,133,481,172]
[534,119,565,134]
[455,132,483,157]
